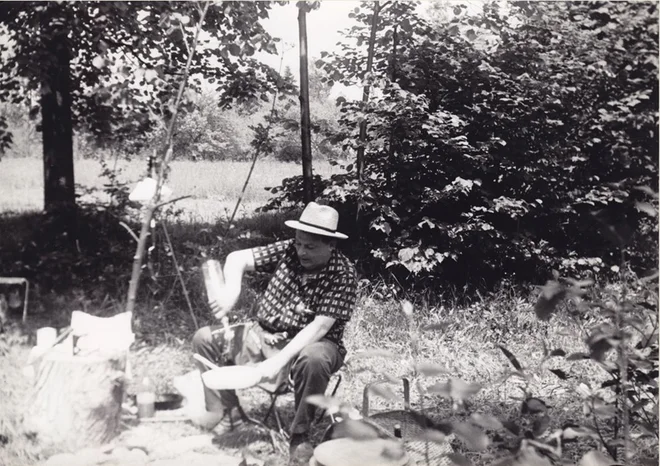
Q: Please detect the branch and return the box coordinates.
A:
[119,221,139,243]
[154,195,192,210]
[592,399,618,460]
[125,2,211,316]
[161,221,198,329]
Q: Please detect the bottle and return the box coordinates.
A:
[202,260,225,304]
[136,377,156,419]
[394,423,402,439]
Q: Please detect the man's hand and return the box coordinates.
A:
[209,294,234,319]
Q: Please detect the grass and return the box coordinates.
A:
[0,156,339,221]
[3,279,654,466]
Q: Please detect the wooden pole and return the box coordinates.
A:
[298,2,314,204]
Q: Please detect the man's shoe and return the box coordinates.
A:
[289,433,314,466]
[212,409,245,436]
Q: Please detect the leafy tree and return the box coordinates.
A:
[0,1,281,233]
[265,1,658,289]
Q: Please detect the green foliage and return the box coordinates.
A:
[265,1,659,289]
[0,2,282,153]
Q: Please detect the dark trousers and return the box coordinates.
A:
[192,322,343,435]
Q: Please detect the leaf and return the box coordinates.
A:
[567,352,590,361]
[422,322,450,332]
[498,345,523,371]
[523,398,548,414]
[502,420,520,436]
[579,450,620,466]
[145,69,158,82]
[92,56,105,69]
[415,361,449,377]
[401,300,413,317]
[548,369,569,380]
[228,43,241,56]
[332,419,381,440]
[428,379,482,401]
[634,185,658,198]
[635,201,658,217]
[466,29,477,41]
[369,384,399,402]
[305,395,342,412]
[447,452,473,466]
[380,440,407,461]
[470,413,504,430]
[535,280,566,320]
[453,422,489,451]
[408,410,450,431]
[532,415,551,437]
[415,428,449,444]
[562,425,597,440]
[351,349,397,360]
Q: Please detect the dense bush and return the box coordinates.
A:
[264,1,659,289]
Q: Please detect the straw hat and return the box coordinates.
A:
[285,202,348,239]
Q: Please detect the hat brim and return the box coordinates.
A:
[285,220,348,239]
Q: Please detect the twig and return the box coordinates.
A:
[161,221,199,329]
[617,250,630,463]
[154,195,192,210]
[592,399,617,460]
[222,49,286,237]
[119,221,140,243]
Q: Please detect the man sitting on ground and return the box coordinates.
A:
[192,202,357,465]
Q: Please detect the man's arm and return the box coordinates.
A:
[256,316,336,380]
[209,249,255,319]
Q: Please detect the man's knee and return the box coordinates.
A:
[192,326,212,351]
[293,342,337,377]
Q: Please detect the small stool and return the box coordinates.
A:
[257,369,344,436]
[0,277,29,323]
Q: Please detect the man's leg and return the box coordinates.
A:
[289,339,344,436]
[191,325,241,417]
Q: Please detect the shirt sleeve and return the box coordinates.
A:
[251,239,293,274]
[316,271,358,321]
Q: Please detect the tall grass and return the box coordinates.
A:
[0,157,340,220]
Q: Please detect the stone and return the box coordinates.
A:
[44,453,78,466]
[149,452,242,466]
[150,434,213,459]
[75,447,108,465]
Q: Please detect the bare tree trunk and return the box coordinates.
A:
[298,3,314,204]
[40,4,76,237]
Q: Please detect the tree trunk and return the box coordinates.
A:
[298,4,314,204]
[24,351,127,451]
[40,5,76,235]
[356,1,381,184]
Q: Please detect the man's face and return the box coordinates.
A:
[294,231,334,272]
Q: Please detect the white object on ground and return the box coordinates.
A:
[129,177,172,204]
[71,310,134,355]
[201,365,262,390]
[36,327,57,348]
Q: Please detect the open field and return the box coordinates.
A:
[0,157,340,221]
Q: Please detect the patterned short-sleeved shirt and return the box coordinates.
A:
[251,239,357,353]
